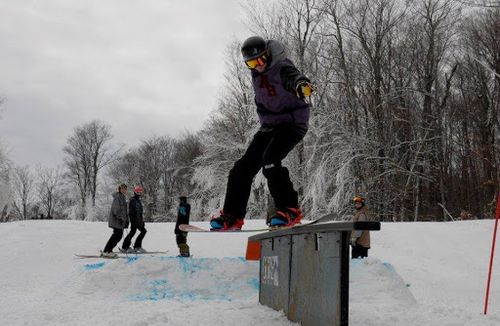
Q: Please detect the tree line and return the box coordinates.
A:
[1,0,500,222]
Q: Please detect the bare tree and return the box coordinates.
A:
[108,134,183,220]
[460,0,500,7]
[171,131,203,202]
[63,120,122,219]
[12,165,35,220]
[37,165,63,219]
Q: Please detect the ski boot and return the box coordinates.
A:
[101,251,118,258]
[119,247,134,254]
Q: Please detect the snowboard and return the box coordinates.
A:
[179,213,335,233]
[119,250,169,255]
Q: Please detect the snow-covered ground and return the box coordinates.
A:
[1,219,499,325]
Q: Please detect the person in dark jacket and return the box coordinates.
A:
[211,36,315,231]
[121,186,147,253]
[102,183,129,257]
[351,196,371,258]
[175,194,191,257]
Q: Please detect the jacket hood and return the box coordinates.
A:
[266,40,287,69]
[112,192,123,199]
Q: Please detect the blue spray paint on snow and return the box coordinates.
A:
[84,262,105,270]
[247,277,259,291]
[81,256,259,302]
[383,262,395,276]
[129,257,259,302]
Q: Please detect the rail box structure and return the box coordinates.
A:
[248,216,380,326]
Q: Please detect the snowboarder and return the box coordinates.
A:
[210,36,315,231]
[351,196,371,258]
[120,186,147,253]
[102,183,129,257]
[175,194,191,257]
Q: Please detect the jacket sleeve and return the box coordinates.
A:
[280,65,310,94]
[111,197,120,218]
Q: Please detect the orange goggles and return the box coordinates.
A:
[353,197,363,203]
[245,55,267,69]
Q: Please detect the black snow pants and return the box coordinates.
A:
[122,224,147,249]
[222,124,305,219]
[103,228,124,253]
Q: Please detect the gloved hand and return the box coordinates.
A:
[296,80,315,99]
[350,238,357,247]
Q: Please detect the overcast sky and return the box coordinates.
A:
[0,0,249,168]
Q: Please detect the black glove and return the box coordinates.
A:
[350,238,357,247]
[296,80,315,99]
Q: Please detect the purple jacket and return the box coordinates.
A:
[251,41,311,131]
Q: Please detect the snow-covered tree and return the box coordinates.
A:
[0,140,13,222]
[63,120,122,219]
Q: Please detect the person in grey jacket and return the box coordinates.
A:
[102,183,129,257]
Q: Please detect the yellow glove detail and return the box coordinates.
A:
[296,81,315,99]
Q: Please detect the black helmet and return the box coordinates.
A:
[241,36,267,61]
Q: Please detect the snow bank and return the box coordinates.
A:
[1,219,500,325]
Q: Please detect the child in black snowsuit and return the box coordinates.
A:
[175,195,191,257]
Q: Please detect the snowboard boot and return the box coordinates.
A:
[134,247,147,253]
[178,243,190,257]
[210,212,244,231]
[269,207,303,227]
[119,247,134,254]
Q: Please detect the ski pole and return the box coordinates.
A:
[484,190,500,315]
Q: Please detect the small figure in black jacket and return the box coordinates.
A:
[121,186,147,253]
[175,195,191,257]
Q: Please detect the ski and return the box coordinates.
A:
[119,250,169,255]
[74,251,169,259]
[75,254,122,259]
[179,213,335,233]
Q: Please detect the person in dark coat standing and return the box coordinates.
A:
[175,195,191,257]
[103,183,129,257]
[121,186,147,253]
[210,36,315,231]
